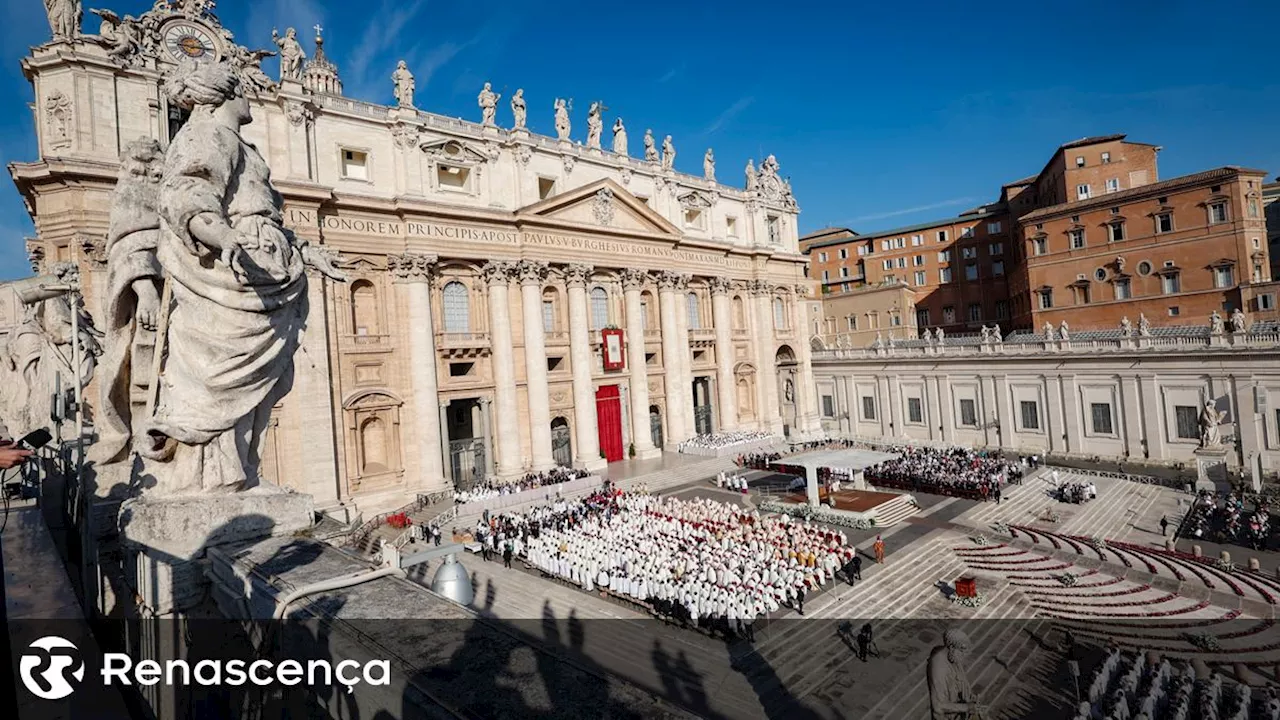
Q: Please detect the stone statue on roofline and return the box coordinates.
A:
[510,89,526,130]
[1230,307,1246,334]
[477,82,500,126]
[1059,320,1070,340]
[704,148,716,181]
[643,129,658,162]
[43,0,82,41]
[661,135,676,171]
[1138,313,1152,337]
[585,101,603,149]
[392,60,414,108]
[611,117,627,155]
[554,98,571,140]
[1120,316,1132,336]
[1044,322,1055,341]
[272,27,305,80]
[1210,310,1225,335]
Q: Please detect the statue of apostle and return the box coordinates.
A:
[511,88,527,130]
[585,101,603,149]
[392,60,415,108]
[553,98,571,140]
[477,82,500,126]
[43,0,82,41]
[271,27,305,80]
[704,148,716,181]
[612,118,628,156]
[643,129,658,162]
[661,135,676,171]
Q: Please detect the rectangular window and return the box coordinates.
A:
[1109,223,1125,242]
[538,176,557,199]
[822,270,830,281]
[881,239,891,251]
[939,267,954,283]
[684,208,706,229]
[1033,238,1047,255]
[987,221,1002,234]
[914,271,927,286]
[1101,151,1111,163]
[839,248,849,260]
[912,235,924,246]
[1156,213,1173,233]
[1077,184,1091,200]
[818,252,828,263]
[857,245,869,256]
[961,226,974,238]
[989,242,1003,255]
[895,238,906,249]
[959,398,978,427]
[1162,273,1181,294]
[840,266,850,278]
[967,303,982,322]
[1075,156,1085,168]
[822,395,836,418]
[437,163,471,190]
[962,247,978,259]
[907,398,923,424]
[1209,202,1228,224]
[1020,401,1040,430]
[1175,405,1199,440]
[726,216,738,237]
[1038,289,1054,309]
[995,300,1008,319]
[1105,178,1119,193]
[913,255,925,266]
[841,282,850,292]
[1215,266,1234,288]
[341,149,369,180]
[1069,229,1086,249]
[916,308,930,326]
[942,306,956,323]
[883,259,893,270]
[1090,403,1114,435]
[766,216,780,243]
[965,263,978,281]
[1260,294,1276,311]
[938,250,953,262]
[1114,278,1132,300]
[543,300,556,332]
[1168,306,1181,317]
[847,315,857,330]
[862,396,876,421]
[896,257,907,269]
[992,259,1005,276]
[937,230,948,243]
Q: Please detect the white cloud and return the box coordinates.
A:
[701,96,754,136]
[845,197,979,224]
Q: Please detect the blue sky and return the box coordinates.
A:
[1,0,1278,279]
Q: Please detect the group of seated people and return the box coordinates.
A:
[676,430,775,452]
[1078,643,1272,720]
[474,486,857,635]
[864,445,1018,501]
[453,467,591,504]
[738,451,783,471]
[1184,490,1273,550]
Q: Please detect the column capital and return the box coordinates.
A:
[480,259,516,286]
[748,279,773,296]
[388,252,438,283]
[564,263,595,288]
[517,259,550,286]
[709,277,733,296]
[304,245,342,279]
[656,270,691,292]
[620,267,650,291]
[792,283,812,298]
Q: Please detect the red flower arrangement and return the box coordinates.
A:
[386,512,412,529]
[1022,583,1145,598]
[970,561,1074,572]
[1010,569,1099,582]
[1013,576,1123,590]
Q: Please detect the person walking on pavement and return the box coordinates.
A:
[852,554,863,580]
[857,623,875,662]
[873,535,886,564]
[1160,516,1169,537]
[502,541,513,569]
[995,486,1002,504]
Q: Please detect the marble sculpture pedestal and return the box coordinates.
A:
[1193,446,1231,494]
[118,485,314,615]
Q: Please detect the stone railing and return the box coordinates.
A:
[345,490,448,550]
[345,333,391,346]
[435,331,491,348]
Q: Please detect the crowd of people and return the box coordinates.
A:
[738,451,783,471]
[677,430,775,452]
[864,446,1020,501]
[1053,475,1097,504]
[714,471,751,493]
[1183,490,1273,550]
[453,467,591,504]
[471,484,859,637]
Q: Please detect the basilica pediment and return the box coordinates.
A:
[518,178,680,236]
[419,139,491,165]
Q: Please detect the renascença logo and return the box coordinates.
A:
[20,636,86,700]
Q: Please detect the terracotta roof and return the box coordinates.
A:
[1002,174,1039,188]
[803,216,981,251]
[1020,166,1270,222]
[1059,134,1127,150]
[800,227,856,241]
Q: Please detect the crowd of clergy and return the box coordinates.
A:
[676,430,775,452]
[453,467,590,504]
[865,445,1020,501]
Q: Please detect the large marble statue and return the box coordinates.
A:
[122,60,345,496]
[1043,322,1055,341]
[1199,401,1227,448]
[661,135,675,171]
[94,138,165,465]
[553,98,570,140]
[745,159,758,190]
[510,88,526,130]
[585,101,603,150]
[91,8,141,62]
[392,60,414,108]
[703,148,716,181]
[1231,307,1247,333]
[1120,316,1133,336]
[271,27,305,80]
[1059,320,1070,340]
[1210,310,1225,335]
[477,82,499,126]
[1138,313,1152,337]
[642,129,658,162]
[611,117,627,155]
[928,629,983,720]
[43,0,82,41]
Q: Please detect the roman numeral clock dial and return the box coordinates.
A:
[162,22,219,62]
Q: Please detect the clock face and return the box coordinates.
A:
[162,22,218,62]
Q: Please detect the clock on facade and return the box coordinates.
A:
[162,22,219,62]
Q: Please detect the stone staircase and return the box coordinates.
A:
[868,493,918,527]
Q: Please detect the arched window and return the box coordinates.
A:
[359,416,388,473]
[442,281,470,333]
[773,297,787,330]
[350,279,378,336]
[590,286,609,329]
[686,292,701,329]
[732,295,746,329]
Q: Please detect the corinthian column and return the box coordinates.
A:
[790,283,821,435]
[565,264,605,469]
[296,250,342,505]
[390,252,446,492]
[674,276,696,439]
[656,271,688,446]
[710,277,739,432]
[518,260,554,471]
[622,269,660,458]
[483,260,522,478]
[751,280,782,434]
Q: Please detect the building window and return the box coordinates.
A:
[1105,178,1119,193]
[1168,306,1180,317]
[861,396,876,421]
[641,298,651,329]
[937,230,948,242]
[1090,403,1114,435]
[543,299,556,332]
[437,163,471,190]
[987,221,1002,234]
[1214,266,1235,288]
[1020,401,1040,430]
[916,308,930,326]
[962,247,978,260]
[961,226,974,238]
[1174,405,1199,440]
[822,395,836,418]
[1209,202,1228,224]
[537,176,556,199]
[773,297,786,330]
[1114,278,1132,300]
[914,271,927,286]
[995,300,1008,320]
[1033,238,1047,256]
[341,149,369,180]
[841,282,850,292]
[847,315,857,330]
[965,263,978,281]
[840,248,850,260]
[912,235,924,246]
[913,255,924,267]
[1137,261,1153,276]
[1155,212,1173,234]
[1069,229,1086,249]
[684,208,706,230]
[822,270,830,281]
[1038,289,1054,309]
[992,259,1005,276]
[939,267,953,283]
[841,266,850,278]
[1108,223,1125,242]
[1101,151,1111,163]
[726,216,738,237]
[989,242,1003,255]
[1248,198,1260,218]
[590,287,609,329]
[896,257,907,269]
[942,306,956,323]
[1077,184,1091,200]
[686,292,701,329]
[959,398,978,427]
[818,252,828,263]
[1073,284,1091,305]
[1075,156,1085,168]
[907,397,923,424]
[442,281,470,333]
[938,250,953,262]
[1161,272,1181,294]
[968,304,982,322]
[1260,293,1276,311]
[857,245,869,256]
[882,259,893,271]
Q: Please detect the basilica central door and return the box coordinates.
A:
[596,385,624,462]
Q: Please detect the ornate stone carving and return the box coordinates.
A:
[511,144,532,166]
[704,148,716,181]
[620,268,649,291]
[793,284,810,298]
[477,82,499,126]
[272,27,305,80]
[79,235,108,268]
[554,98,571,140]
[303,245,340,279]
[620,167,633,185]
[592,187,615,226]
[26,242,45,274]
[392,60,414,108]
[656,270,690,291]
[709,277,732,296]
[564,263,594,288]
[661,135,676,171]
[755,154,797,208]
[516,259,549,285]
[391,124,420,149]
[562,154,576,175]
[510,88,526,130]
[387,252,437,283]
[748,279,771,296]
[586,101,603,150]
[1199,400,1227,448]
[285,100,314,127]
[45,91,73,150]
[480,259,515,285]
[678,191,712,209]
[643,129,658,162]
[91,9,144,64]
[612,117,628,156]
[44,0,82,41]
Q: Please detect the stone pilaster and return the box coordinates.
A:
[565,264,606,469]
[294,250,342,507]
[673,274,696,440]
[389,252,447,493]
[790,284,821,435]
[483,260,522,478]
[656,271,688,446]
[751,280,782,434]
[517,259,554,472]
[709,277,738,432]
[622,269,660,458]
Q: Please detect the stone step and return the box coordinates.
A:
[870,494,918,527]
